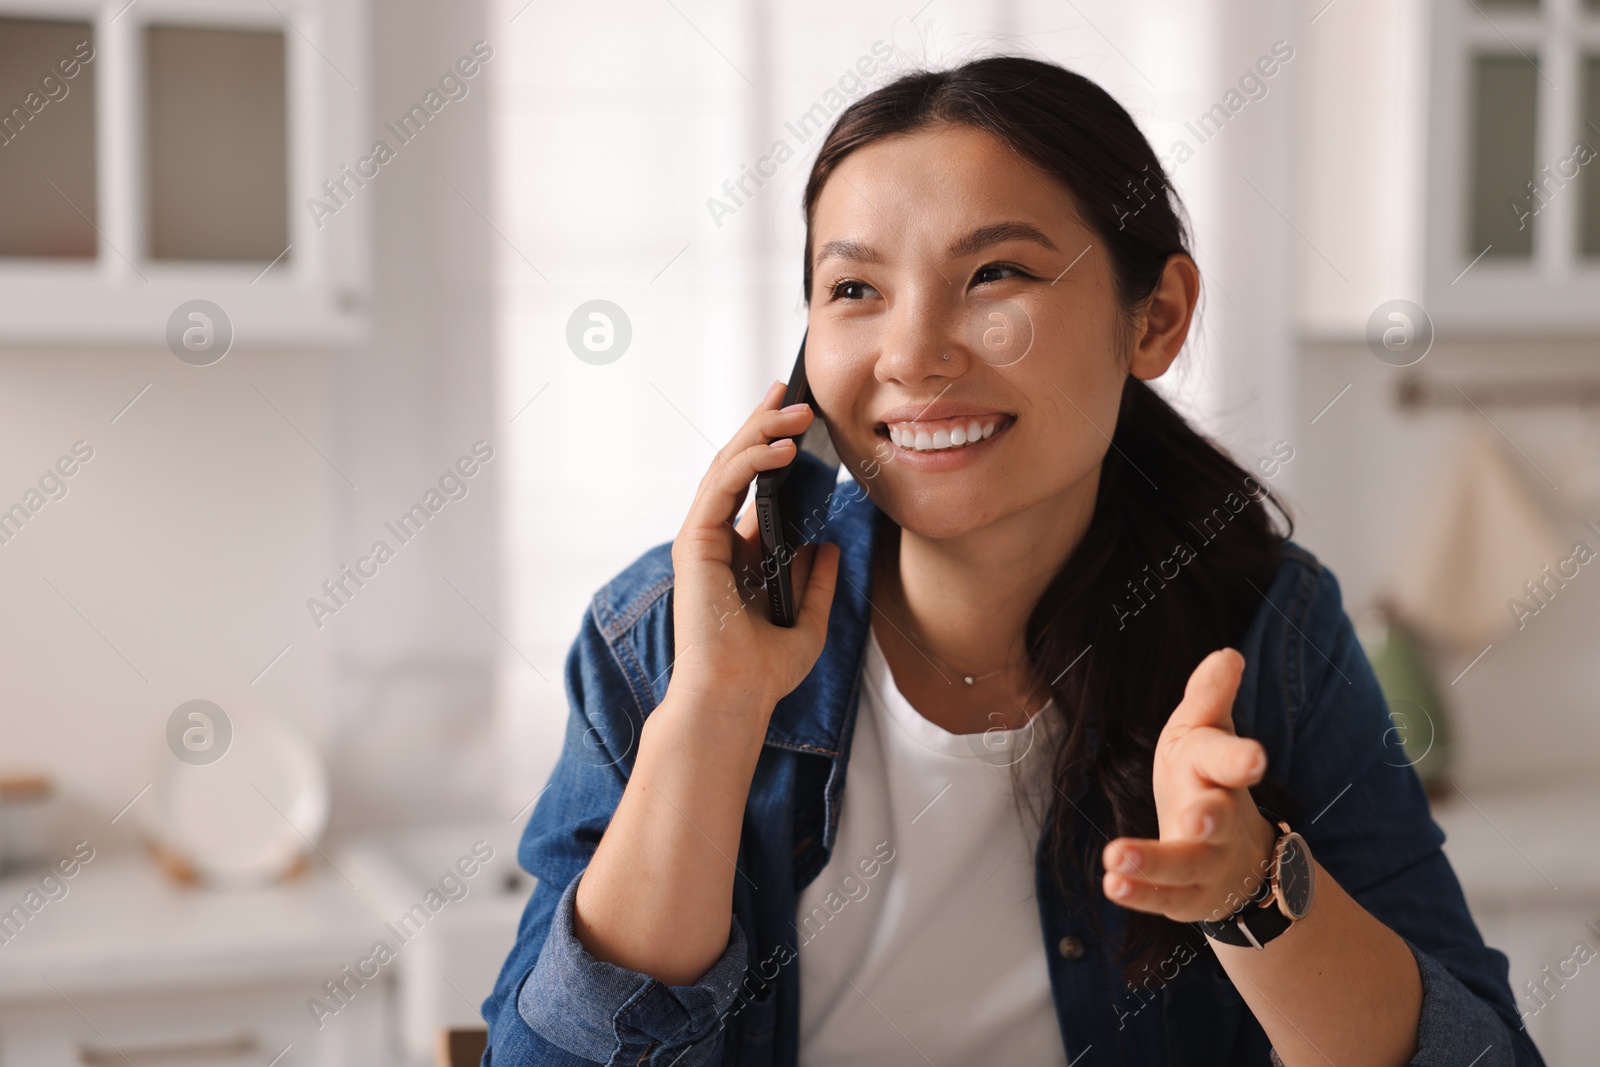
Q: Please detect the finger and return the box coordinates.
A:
[728,502,770,589]
[1175,728,1266,791]
[754,379,786,415]
[734,504,759,540]
[1102,869,1209,917]
[729,394,818,540]
[788,542,817,596]
[793,542,841,643]
[687,400,815,532]
[1103,837,1211,887]
[727,481,808,617]
[1174,789,1234,842]
[704,391,815,491]
[1165,648,1245,734]
[714,380,787,466]
[679,438,799,551]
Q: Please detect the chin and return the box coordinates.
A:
[875,482,1008,541]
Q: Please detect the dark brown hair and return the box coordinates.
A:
[800,56,1295,982]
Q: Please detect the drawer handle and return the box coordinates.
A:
[79,1033,259,1066]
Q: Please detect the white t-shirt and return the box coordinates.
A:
[795,628,1068,1067]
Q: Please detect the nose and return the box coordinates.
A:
[874,284,973,387]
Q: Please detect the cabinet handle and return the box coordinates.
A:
[79,1032,259,1065]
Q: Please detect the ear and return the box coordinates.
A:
[1128,253,1200,381]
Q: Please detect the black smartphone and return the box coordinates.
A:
[754,332,811,627]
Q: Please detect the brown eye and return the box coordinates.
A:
[972,263,1024,287]
[828,280,878,301]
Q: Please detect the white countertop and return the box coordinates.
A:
[1432,779,1600,910]
[5,788,1589,1002]
[0,850,385,999]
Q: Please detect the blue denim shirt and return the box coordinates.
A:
[482,452,1544,1067]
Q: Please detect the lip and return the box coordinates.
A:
[873,401,1016,426]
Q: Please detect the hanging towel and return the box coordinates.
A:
[1391,425,1566,653]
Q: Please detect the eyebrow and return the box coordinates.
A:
[946,221,1060,258]
[812,220,1060,271]
[814,237,880,266]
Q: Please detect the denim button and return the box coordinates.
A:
[1057,935,1085,960]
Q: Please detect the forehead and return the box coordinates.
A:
[810,123,1085,248]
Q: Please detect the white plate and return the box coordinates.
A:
[144,694,328,889]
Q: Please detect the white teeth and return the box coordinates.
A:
[885,417,1006,452]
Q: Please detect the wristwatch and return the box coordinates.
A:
[1198,807,1315,950]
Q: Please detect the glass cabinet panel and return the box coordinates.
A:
[0,19,97,258]
[145,25,289,262]
[1470,53,1539,259]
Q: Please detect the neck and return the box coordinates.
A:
[874,464,1102,696]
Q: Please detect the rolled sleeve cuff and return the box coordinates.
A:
[517,870,750,1065]
[1404,937,1524,1067]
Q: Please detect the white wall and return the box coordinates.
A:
[0,347,335,842]
[1296,338,1600,788]
[321,0,502,831]
[491,0,1306,811]
[1293,0,1600,789]
[0,0,503,843]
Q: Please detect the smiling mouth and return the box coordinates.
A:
[877,413,1016,453]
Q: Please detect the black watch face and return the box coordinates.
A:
[1277,833,1314,919]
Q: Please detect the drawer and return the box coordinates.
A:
[0,973,393,1067]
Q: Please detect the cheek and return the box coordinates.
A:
[801,337,879,447]
[1011,301,1126,424]
[994,307,1126,490]
[1027,398,1116,492]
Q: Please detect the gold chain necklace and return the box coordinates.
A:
[885,602,1023,687]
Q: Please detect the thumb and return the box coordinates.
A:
[794,542,841,645]
[1167,648,1245,735]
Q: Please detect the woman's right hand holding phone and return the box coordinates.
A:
[572,381,840,988]
[664,379,842,727]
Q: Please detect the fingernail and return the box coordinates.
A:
[1109,876,1132,899]
[780,402,810,413]
[1194,813,1215,838]
[1112,846,1139,872]
[769,438,794,448]
[1248,751,1266,776]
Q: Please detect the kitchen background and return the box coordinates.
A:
[1,0,1597,1063]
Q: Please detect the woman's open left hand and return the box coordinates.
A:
[1100,649,1280,923]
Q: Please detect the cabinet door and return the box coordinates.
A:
[0,0,369,345]
[0,973,394,1067]
[1473,903,1600,1066]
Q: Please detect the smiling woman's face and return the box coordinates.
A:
[806,122,1141,541]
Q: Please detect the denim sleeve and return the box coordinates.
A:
[480,600,749,1066]
[519,869,749,1062]
[1277,564,1545,1067]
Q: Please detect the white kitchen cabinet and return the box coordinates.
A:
[0,851,394,1066]
[1434,780,1600,1067]
[340,820,528,1066]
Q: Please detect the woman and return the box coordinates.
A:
[482,57,1539,1067]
